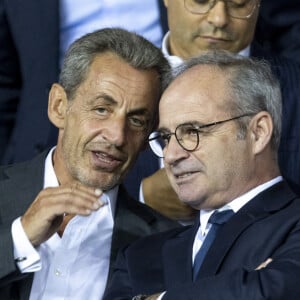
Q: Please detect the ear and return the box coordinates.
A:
[249,111,273,155]
[48,83,68,129]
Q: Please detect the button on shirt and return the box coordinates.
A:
[11,148,118,300]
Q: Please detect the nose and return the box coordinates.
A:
[163,135,189,165]
[102,117,127,147]
[206,0,229,29]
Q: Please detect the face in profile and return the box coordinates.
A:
[164,0,260,59]
[159,65,254,209]
[52,52,160,190]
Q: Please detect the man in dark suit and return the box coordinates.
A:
[139,0,300,221]
[104,52,300,300]
[0,0,168,165]
[0,28,178,299]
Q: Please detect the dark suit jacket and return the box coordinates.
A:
[0,151,178,299]
[104,181,300,299]
[0,0,168,165]
[254,0,300,63]
[250,43,300,195]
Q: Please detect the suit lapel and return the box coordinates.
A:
[0,151,48,299]
[197,181,297,279]
[108,186,159,281]
[0,151,47,223]
[162,221,199,287]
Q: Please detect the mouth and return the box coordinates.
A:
[91,150,124,171]
[173,171,198,181]
[201,35,230,42]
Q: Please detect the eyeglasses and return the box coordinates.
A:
[149,114,253,158]
[184,0,259,19]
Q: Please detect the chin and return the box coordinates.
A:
[178,193,198,205]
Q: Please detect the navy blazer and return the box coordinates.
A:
[0,150,178,299]
[250,43,300,195]
[254,0,300,63]
[104,181,300,299]
[0,0,167,165]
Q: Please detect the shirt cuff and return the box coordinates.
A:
[157,292,166,300]
[11,217,41,272]
[139,183,145,204]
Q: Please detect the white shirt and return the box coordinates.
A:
[59,0,162,66]
[11,148,118,300]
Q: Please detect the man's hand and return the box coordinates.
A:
[142,168,197,221]
[21,183,104,246]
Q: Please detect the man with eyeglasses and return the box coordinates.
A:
[104,52,300,300]
[134,0,300,222]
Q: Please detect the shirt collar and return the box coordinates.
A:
[44,147,118,217]
[199,176,283,235]
[162,31,251,68]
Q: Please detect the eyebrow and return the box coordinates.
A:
[158,121,204,132]
[91,93,117,105]
[92,93,151,117]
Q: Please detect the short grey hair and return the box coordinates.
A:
[59,28,171,100]
[165,51,282,152]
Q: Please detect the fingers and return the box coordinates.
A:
[40,183,104,216]
[21,183,104,246]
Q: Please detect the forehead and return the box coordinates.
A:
[86,52,159,90]
[159,65,232,127]
[74,52,160,106]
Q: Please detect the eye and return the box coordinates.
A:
[161,133,171,145]
[228,0,248,8]
[95,107,109,115]
[129,116,146,129]
[181,126,199,137]
[193,0,209,4]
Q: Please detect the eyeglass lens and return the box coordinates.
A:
[184,0,257,19]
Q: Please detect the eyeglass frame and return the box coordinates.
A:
[184,0,260,20]
[148,113,254,158]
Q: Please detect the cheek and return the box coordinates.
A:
[203,137,236,176]
[127,132,147,154]
[233,22,257,48]
[218,141,250,182]
[169,7,192,35]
